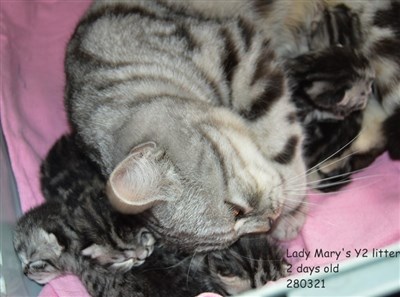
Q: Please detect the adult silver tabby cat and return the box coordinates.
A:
[65,0,307,251]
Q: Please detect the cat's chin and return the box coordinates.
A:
[270,202,307,241]
[27,272,61,284]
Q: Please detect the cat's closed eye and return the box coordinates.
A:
[225,202,246,219]
[29,260,48,270]
[217,268,235,278]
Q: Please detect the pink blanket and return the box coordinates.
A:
[1,1,399,296]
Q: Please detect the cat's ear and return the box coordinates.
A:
[39,229,64,256]
[107,142,182,214]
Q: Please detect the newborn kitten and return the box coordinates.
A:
[286,47,374,191]
[40,133,105,203]
[14,206,287,296]
[39,134,155,272]
[259,0,400,190]
[14,200,155,280]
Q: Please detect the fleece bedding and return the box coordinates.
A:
[1,1,399,296]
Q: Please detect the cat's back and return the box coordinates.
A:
[65,0,238,98]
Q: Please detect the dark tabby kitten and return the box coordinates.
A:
[285,46,374,191]
[39,134,155,272]
[14,204,288,296]
[40,133,105,203]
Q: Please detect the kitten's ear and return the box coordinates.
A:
[107,142,182,214]
[40,229,64,257]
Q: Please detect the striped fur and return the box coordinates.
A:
[64,0,307,251]
[258,0,400,189]
[14,204,288,296]
[38,134,155,273]
[285,47,375,190]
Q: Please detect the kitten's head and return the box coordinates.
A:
[13,203,66,284]
[206,234,288,295]
[287,47,375,119]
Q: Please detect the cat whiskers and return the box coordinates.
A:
[140,256,189,273]
[186,251,200,286]
[289,160,384,190]
[286,176,388,199]
[284,131,363,186]
[289,173,389,192]
[301,131,362,176]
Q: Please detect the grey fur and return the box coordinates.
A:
[258,0,400,185]
[65,0,307,251]
[14,204,288,296]
[39,134,155,272]
[16,133,288,295]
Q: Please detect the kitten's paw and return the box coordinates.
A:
[109,229,155,272]
[137,228,156,257]
[281,262,291,277]
[81,244,143,272]
[81,229,155,272]
[335,80,372,117]
[81,244,115,264]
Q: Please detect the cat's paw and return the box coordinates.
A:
[271,205,307,241]
[81,228,156,272]
[109,229,156,272]
[335,80,372,118]
[280,260,292,278]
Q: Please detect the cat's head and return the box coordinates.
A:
[287,47,375,119]
[206,234,288,295]
[13,204,66,284]
[106,116,306,252]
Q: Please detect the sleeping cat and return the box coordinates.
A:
[258,0,400,186]
[64,0,308,251]
[14,202,288,296]
[39,134,155,272]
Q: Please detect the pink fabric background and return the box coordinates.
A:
[1,1,399,296]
